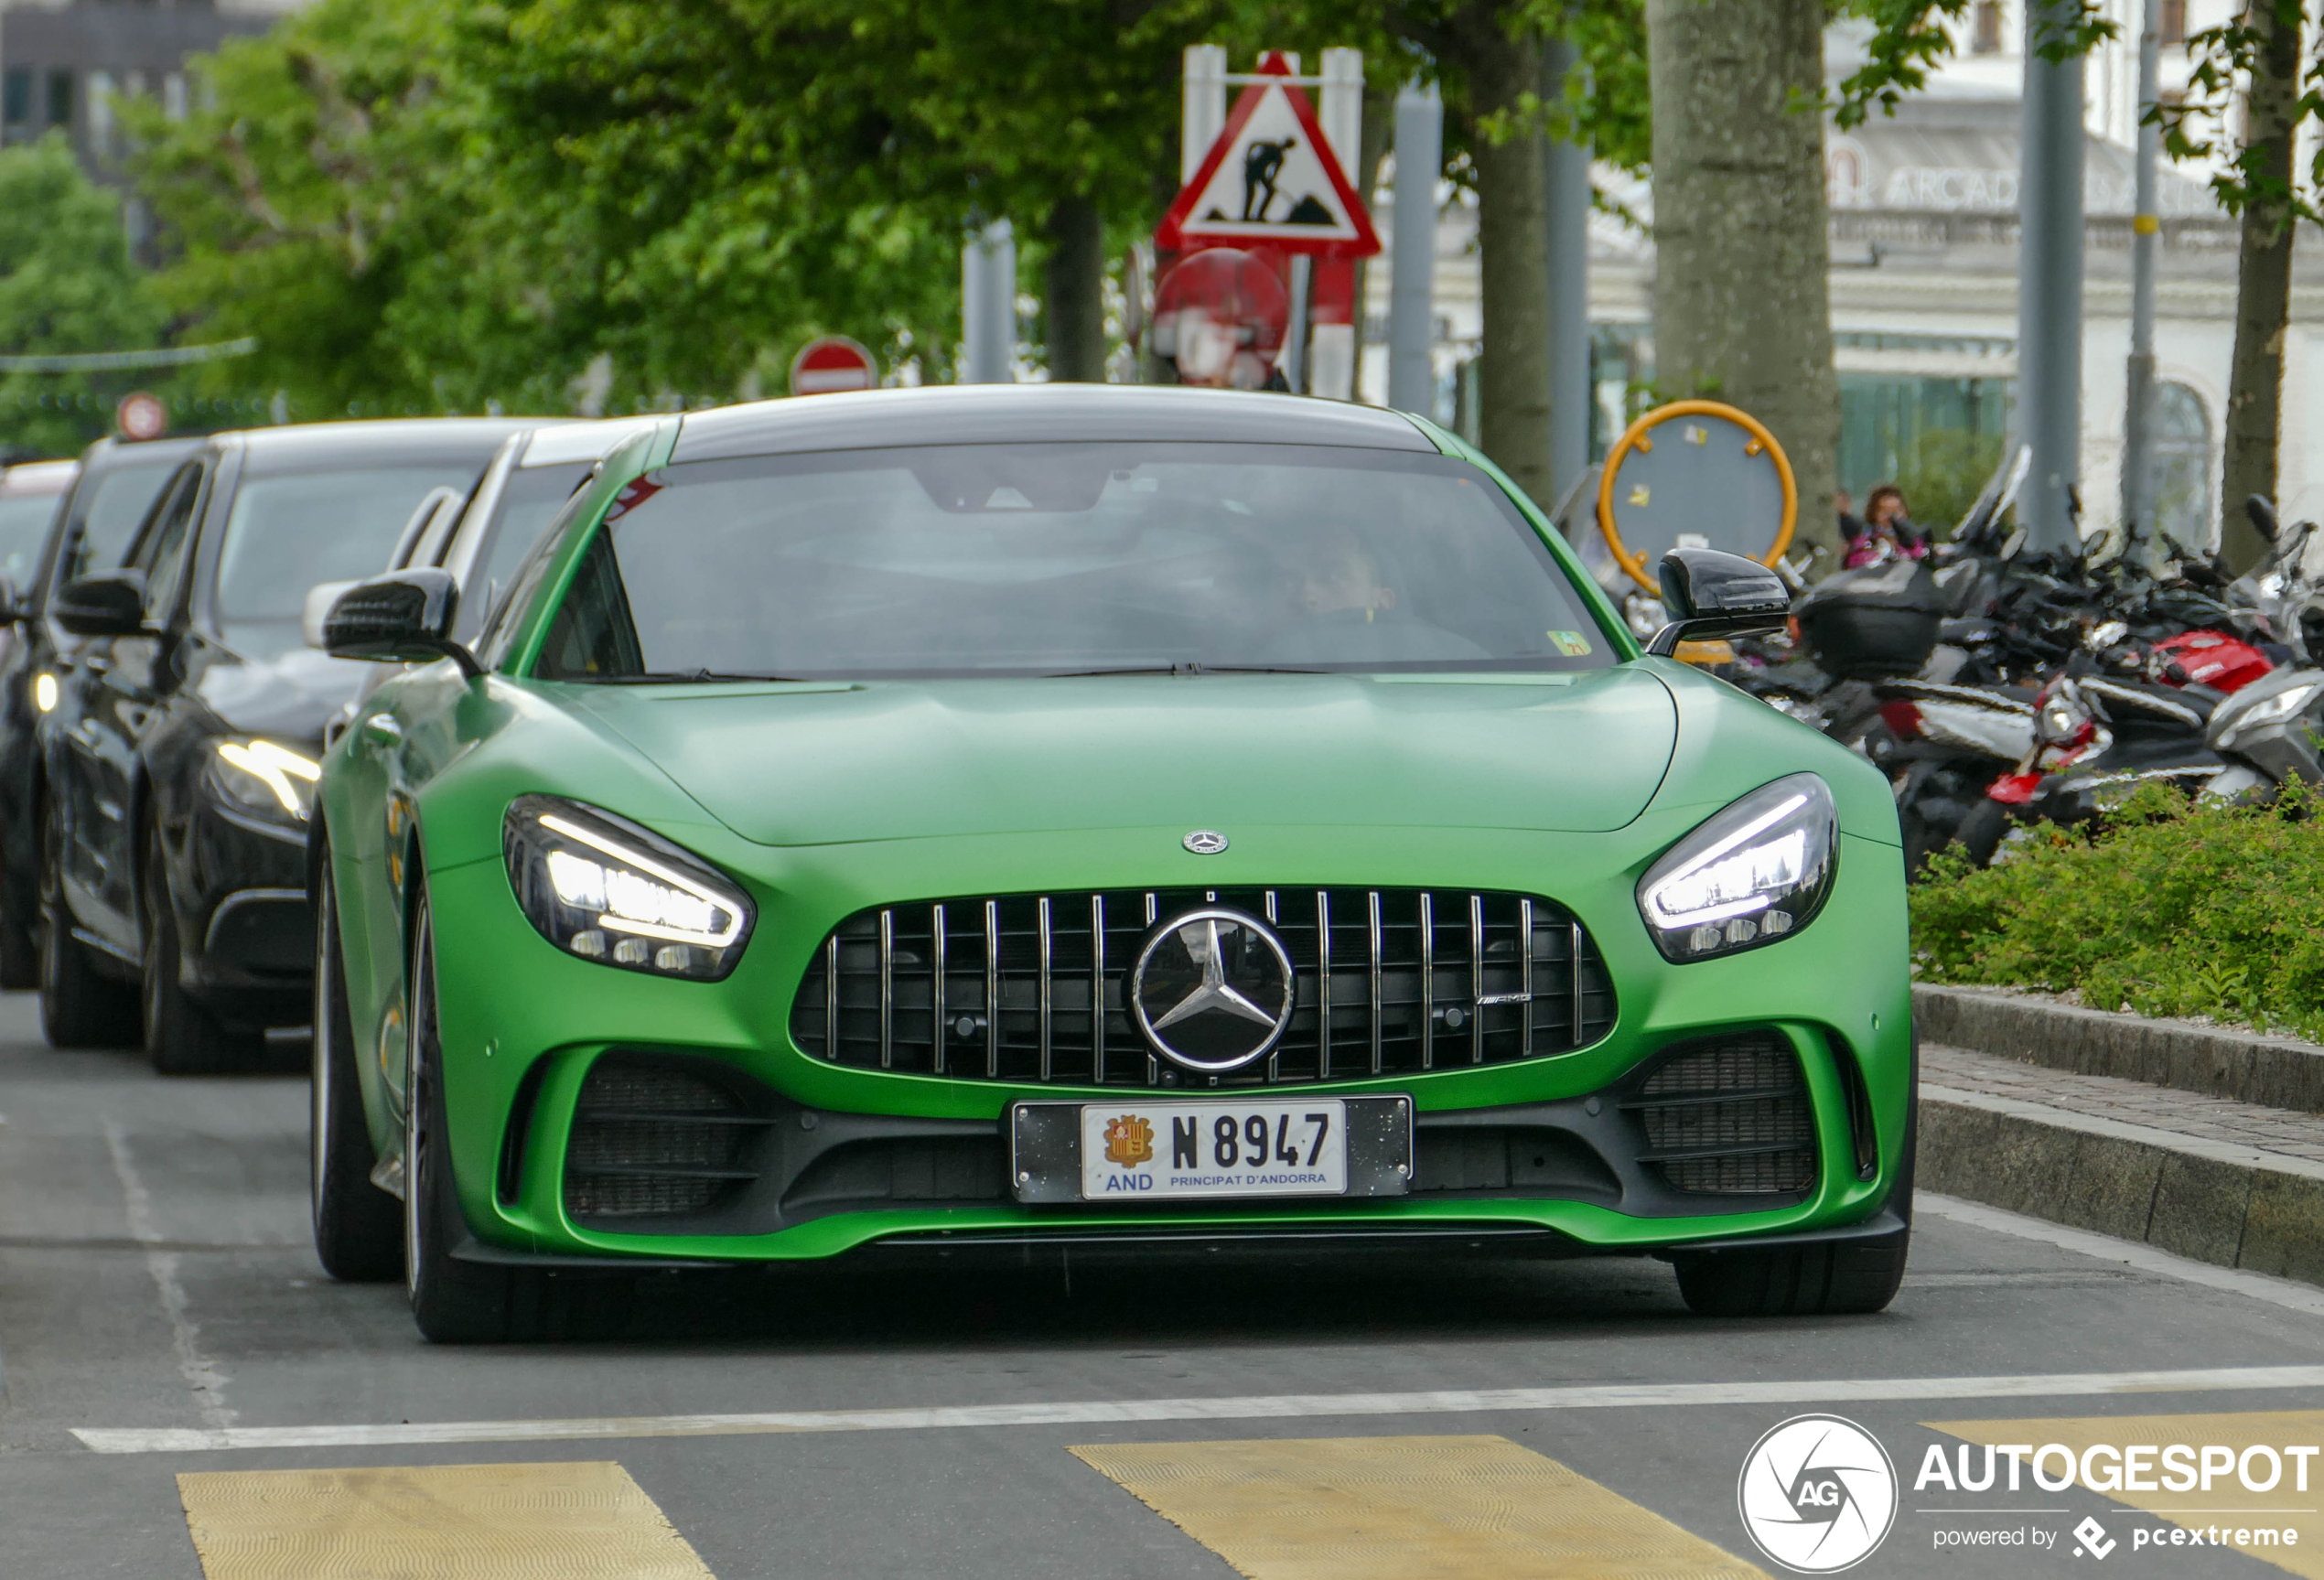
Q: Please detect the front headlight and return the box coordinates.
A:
[502,795,754,980]
[208,738,322,822]
[1637,773,1837,962]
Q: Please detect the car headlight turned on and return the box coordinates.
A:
[1637,772,1836,962]
[209,738,322,822]
[502,794,753,980]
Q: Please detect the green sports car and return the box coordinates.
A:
[307,385,1914,1342]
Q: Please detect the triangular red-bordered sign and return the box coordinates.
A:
[1156,53,1381,259]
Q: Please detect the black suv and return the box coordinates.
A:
[38,419,538,1070]
[0,437,204,987]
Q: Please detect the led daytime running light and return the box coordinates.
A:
[535,812,744,948]
[215,739,321,815]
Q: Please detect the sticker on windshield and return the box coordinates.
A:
[1546,630,1593,657]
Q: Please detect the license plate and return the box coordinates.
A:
[1078,1100,1346,1201]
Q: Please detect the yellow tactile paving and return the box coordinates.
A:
[175,1460,716,1580]
[1931,1412,2324,1578]
[1070,1434,1768,1580]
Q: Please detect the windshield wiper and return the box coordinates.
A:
[1044,663,1329,678]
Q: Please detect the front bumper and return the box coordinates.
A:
[414,821,1913,1265]
[179,800,314,1007]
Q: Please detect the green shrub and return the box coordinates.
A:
[1910,781,2324,1039]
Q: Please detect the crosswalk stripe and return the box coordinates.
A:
[1931,1413,2324,1579]
[1071,1435,1767,1579]
[74,1364,2324,1455]
[175,1461,716,1580]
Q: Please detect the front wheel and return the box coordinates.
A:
[1672,1230,1910,1317]
[37,803,137,1048]
[311,852,402,1281]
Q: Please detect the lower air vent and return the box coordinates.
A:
[1627,1034,1816,1196]
[563,1054,774,1225]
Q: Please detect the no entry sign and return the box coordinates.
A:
[116,391,168,441]
[789,337,878,397]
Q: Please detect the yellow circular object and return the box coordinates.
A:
[1596,400,1798,591]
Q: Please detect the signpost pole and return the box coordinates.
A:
[1182,45,1229,185]
[1284,255,1313,393]
[961,220,1016,384]
[1387,81,1442,415]
[2017,0,2086,558]
[1544,34,1592,507]
[2121,0,2161,551]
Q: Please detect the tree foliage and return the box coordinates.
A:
[0,134,170,458]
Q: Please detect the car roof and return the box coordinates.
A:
[76,435,210,477]
[220,417,551,477]
[518,416,664,469]
[0,459,79,499]
[669,385,1437,465]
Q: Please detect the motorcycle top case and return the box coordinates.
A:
[1796,559,1946,681]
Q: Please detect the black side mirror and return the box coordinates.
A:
[322,569,481,681]
[0,574,24,627]
[53,570,150,639]
[1647,548,1791,656]
[2247,494,2279,543]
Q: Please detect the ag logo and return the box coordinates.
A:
[1737,1414,1898,1573]
[1102,1115,1154,1166]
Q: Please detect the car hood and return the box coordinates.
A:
[197,639,374,743]
[573,671,1678,847]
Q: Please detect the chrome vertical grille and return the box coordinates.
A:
[790,887,1617,1088]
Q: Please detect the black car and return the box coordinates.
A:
[0,437,205,988]
[38,419,539,1070]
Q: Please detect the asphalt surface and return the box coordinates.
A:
[4,991,2324,1578]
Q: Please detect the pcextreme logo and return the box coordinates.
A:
[1738,1414,1900,1574]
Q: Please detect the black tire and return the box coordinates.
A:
[37,802,137,1048]
[311,853,402,1282]
[141,823,262,1075]
[1673,1231,1910,1317]
[0,848,38,991]
[405,897,526,1342]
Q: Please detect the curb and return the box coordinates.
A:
[1914,983,2324,1113]
[1919,1084,2324,1286]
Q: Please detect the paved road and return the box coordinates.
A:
[5,992,2324,1579]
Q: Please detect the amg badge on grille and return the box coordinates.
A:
[1182,829,1229,854]
[1131,908,1295,1074]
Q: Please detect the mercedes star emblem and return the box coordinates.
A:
[1182,829,1229,854]
[1130,907,1295,1073]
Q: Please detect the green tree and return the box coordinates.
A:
[0,134,170,458]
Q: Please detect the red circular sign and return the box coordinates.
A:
[789,336,878,397]
[117,391,168,442]
[1151,249,1288,390]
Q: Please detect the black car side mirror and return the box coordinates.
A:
[53,570,151,638]
[322,569,482,681]
[1646,548,1791,657]
[0,574,24,627]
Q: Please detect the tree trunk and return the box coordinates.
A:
[1449,14,1554,505]
[1646,0,1839,569]
[2219,0,2301,572]
[1043,196,1106,382]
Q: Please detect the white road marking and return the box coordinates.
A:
[72,1365,2324,1455]
[1920,1191,2324,1317]
[102,1120,235,1431]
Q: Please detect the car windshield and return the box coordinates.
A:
[58,459,179,586]
[214,464,479,655]
[457,462,594,639]
[0,493,59,586]
[533,444,1613,681]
